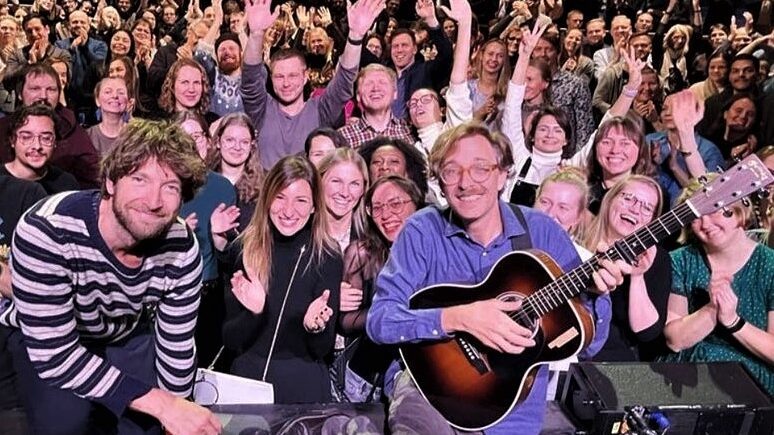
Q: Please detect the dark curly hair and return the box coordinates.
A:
[358,137,429,199]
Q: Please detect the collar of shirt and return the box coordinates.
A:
[360,114,405,133]
[441,200,528,246]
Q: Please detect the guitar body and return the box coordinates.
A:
[399,250,595,431]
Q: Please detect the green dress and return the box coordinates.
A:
[658,243,774,396]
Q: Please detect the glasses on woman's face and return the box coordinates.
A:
[617,191,656,217]
[439,162,498,185]
[368,197,413,218]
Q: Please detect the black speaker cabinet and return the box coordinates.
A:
[559,362,774,435]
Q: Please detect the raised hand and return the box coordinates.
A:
[213,0,223,20]
[231,269,267,314]
[317,6,333,27]
[669,90,704,132]
[347,0,386,39]
[210,203,240,235]
[621,45,647,90]
[439,0,471,25]
[296,5,310,29]
[303,289,334,333]
[340,282,363,312]
[415,0,438,26]
[518,20,548,57]
[743,11,754,32]
[244,0,279,34]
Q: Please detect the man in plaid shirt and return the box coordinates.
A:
[338,64,417,149]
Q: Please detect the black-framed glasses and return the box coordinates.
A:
[368,198,413,218]
[439,163,498,185]
[617,191,656,217]
[15,131,55,148]
[407,94,437,109]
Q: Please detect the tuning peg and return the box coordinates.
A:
[698,175,709,186]
[741,198,751,208]
[722,207,734,218]
[757,189,770,200]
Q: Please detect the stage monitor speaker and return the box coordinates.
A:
[559,362,774,435]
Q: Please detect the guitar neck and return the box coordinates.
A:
[521,202,698,318]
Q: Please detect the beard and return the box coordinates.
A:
[113,198,175,242]
[219,57,240,74]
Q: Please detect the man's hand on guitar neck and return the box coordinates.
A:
[590,243,633,294]
[441,299,536,354]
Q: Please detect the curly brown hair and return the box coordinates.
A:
[100,118,207,202]
[158,57,211,116]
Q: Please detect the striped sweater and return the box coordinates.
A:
[0,190,202,417]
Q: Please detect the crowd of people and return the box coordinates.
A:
[0,0,772,433]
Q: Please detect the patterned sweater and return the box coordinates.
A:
[0,190,202,417]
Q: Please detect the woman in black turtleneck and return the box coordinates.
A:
[221,155,343,403]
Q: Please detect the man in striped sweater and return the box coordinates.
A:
[0,119,221,434]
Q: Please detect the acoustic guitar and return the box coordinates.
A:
[399,155,774,431]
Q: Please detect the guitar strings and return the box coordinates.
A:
[512,203,697,320]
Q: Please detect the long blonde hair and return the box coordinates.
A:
[240,155,337,288]
[584,175,664,250]
[317,148,370,241]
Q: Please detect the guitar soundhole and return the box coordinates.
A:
[498,292,540,338]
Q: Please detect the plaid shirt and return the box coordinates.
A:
[338,116,417,149]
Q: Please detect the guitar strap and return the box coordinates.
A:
[507,204,533,251]
[440,203,532,250]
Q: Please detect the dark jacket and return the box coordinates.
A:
[0,105,99,189]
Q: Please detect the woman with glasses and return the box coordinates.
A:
[659,175,774,397]
[206,113,265,241]
[177,110,237,369]
[585,175,671,362]
[358,137,429,200]
[318,148,370,253]
[222,155,343,404]
[334,175,424,402]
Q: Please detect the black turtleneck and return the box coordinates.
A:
[221,222,343,403]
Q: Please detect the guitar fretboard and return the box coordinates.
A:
[516,202,698,319]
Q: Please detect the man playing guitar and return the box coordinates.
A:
[366,120,631,434]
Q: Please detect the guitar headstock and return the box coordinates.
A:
[686,155,774,217]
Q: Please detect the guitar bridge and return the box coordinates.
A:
[456,336,490,374]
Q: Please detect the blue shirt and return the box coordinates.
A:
[180,171,236,281]
[366,201,611,434]
[647,132,725,206]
